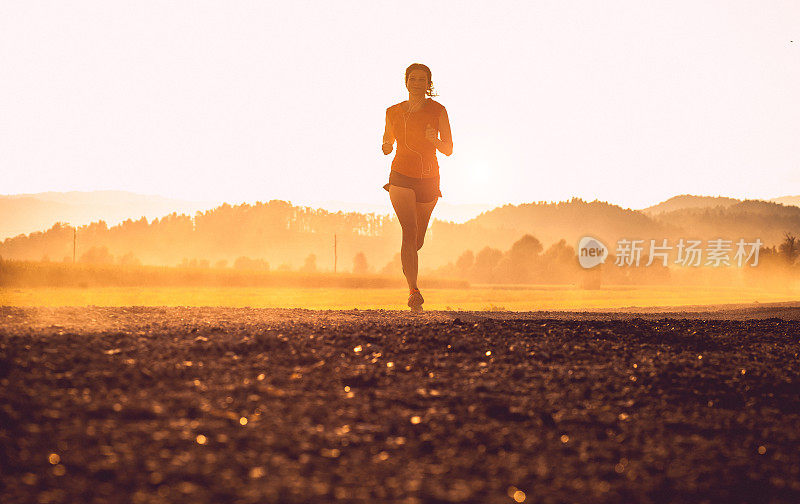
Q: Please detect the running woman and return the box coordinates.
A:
[381,63,453,311]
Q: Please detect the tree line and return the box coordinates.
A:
[2,198,798,285]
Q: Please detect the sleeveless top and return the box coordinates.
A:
[387,99,446,179]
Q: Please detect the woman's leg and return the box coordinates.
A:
[389,185,419,290]
[415,197,438,250]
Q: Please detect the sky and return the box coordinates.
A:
[1,0,798,211]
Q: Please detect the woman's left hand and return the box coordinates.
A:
[425,123,438,144]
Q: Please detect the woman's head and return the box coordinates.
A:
[405,63,437,97]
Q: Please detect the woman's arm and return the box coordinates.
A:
[426,108,453,156]
[382,108,394,155]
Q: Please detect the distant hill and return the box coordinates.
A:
[0,191,495,241]
[640,194,741,215]
[646,199,800,246]
[425,197,800,263]
[445,197,680,251]
[2,192,799,270]
[0,191,216,240]
[770,195,800,208]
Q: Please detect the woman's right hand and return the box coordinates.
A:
[382,142,393,155]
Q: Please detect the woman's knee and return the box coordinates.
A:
[400,225,417,246]
[416,234,425,250]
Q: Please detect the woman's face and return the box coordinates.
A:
[406,69,429,96]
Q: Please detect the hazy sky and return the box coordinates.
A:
[1,0,798,210]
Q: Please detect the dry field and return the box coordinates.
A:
[2,284,799,311]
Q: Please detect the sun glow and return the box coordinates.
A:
[443,149,500,204]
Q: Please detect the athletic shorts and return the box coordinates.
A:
[382,170,442,203]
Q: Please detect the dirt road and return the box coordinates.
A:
[2,304,799,503]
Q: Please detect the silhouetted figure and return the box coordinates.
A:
[382,63,453,311]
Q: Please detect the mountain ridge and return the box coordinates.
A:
[2,192,799,271]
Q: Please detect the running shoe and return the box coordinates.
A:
[408,288,424,311]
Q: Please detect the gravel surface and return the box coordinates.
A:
[2,304,799,503]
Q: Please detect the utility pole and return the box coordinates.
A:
[72,227,77,263]
[334,234,337,273]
